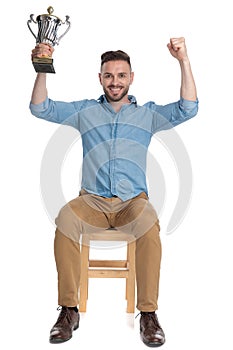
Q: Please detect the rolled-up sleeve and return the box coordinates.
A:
[147,98,199,134]
[29,97,84,128]
[179,98,199,118]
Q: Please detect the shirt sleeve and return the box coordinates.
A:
[29,97,90,129]
[146,98,199,134]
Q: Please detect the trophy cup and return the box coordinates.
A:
[27,6,71,73]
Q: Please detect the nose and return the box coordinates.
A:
[112,75,119,85]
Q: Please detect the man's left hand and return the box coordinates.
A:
[167,37,189,62]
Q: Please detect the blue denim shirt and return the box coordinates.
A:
[30,95,198,201]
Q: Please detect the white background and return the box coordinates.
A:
[1,0,232,349]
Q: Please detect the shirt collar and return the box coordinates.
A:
[97,94,137,105]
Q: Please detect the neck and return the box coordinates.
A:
[110,101,126,113]
[108,96,130,113]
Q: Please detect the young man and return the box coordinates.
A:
[30,37,198,347]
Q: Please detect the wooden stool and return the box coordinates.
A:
[79,231,136,313]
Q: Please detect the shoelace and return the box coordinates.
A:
[135,312,156,319]
[137,312,160,330]
[54,306,73,327]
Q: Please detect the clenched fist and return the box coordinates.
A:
[31,43,54,60]
[167,37,189,62]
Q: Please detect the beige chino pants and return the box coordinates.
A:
[54,190,162,312]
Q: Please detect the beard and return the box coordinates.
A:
[103,85,130,103]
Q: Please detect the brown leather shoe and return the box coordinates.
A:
[140,312,165,347]
[49,306,80,344]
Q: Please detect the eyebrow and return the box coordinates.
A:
[103,72,128,75]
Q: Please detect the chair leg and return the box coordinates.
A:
[126,240,136,313]
[79,237,90,312]
[79,234,136,313]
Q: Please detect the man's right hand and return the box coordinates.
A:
[31,43,54,60]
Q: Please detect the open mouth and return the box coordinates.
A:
[109,86,123,94]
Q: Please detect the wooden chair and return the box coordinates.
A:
[79,231,136,313]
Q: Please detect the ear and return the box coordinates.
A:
[98,73,103,85]
[130,72,134,85]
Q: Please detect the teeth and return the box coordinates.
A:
[110,88,121,91]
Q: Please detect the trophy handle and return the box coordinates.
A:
[27,14,38,40]
[57,16,71,43]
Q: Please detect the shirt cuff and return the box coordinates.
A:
[179,97,199,112]
[29,96,49,115]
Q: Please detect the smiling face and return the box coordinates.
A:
[99,60,134,104]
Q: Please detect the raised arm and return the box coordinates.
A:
[30,44,54,104]
[167,37,197,101]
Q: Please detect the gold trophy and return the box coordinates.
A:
[27,6,71,73]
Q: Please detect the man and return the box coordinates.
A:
[30,37,198,347]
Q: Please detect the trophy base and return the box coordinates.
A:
[32,57,55,74]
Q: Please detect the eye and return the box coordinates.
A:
[119,73,127,79]
[104,73,112,79]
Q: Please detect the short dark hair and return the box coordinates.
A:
[101,50,131,70]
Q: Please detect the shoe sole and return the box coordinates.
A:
[141,336,165,347]
[50,336,72,344]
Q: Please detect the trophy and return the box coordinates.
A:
[27,6,71,73]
